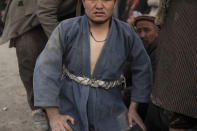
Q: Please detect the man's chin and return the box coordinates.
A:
[142,41,149,46]
[88,17,111,25]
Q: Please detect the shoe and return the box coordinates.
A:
[32,111,49,131]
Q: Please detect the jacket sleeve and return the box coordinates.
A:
[33,23,65,107]
[36,0,61,37]
[128,27,152,103]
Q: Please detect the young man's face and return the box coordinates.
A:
[136,20,159,46]
[82,0,116,24]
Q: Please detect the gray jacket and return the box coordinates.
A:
[0,0,80,45]
[37,0,80,37]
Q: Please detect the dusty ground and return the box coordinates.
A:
[0,42,34,131]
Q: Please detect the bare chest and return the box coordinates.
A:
[89,37,105,75]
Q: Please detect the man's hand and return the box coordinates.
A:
[45,107,75,131]
[128,102,146,131]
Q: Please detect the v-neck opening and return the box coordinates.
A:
[82,15,114,79]
[90,40,106,77]
[89,20,113,78]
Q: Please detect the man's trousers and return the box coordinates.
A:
[13,25,48,110]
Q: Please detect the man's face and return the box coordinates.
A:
[82,0,116,24]
[136,20,159,46]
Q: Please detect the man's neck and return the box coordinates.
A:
[88,19,111,40]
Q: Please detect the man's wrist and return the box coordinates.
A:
[130,101,139,110]
[45,107,59,120]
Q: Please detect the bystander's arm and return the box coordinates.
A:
[36,0,61,37]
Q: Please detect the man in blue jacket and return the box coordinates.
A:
[34,0,152,130]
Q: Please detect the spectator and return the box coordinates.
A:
[0,0,83,130]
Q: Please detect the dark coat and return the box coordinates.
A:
[152,0,197,118]
[145,38,158,81]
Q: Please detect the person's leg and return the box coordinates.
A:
[164,109,197,131]
[14,25,48,130]
[145,103,169,131]
[15,25,47,110]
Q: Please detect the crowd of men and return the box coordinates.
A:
[0,0,196,131]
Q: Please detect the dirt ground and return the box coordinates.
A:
[0,42,34,131]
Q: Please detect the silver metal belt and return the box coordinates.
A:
[62,66,125,89]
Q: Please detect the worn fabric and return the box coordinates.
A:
[0,0,81,112]
[15,25,47,110]
[34,15,152,131]
[152,0,197,118]
[37,0,81,37]
[122,38,158,116]
[145,38,158,81]
[0,0,39,45]
[0,0,82,45]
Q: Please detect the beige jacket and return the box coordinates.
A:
[37,0,80,37]
[0,0,39,45]
[0,0,81,45]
